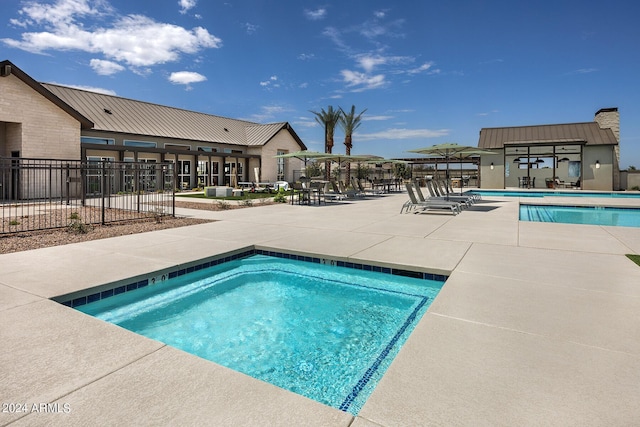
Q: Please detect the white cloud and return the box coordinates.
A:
[293,117,318,128]
[243,22,258,34]
[89,58,124,75]
[357,128,449,141]
[259,75,280,89]
[304,8,326,20]
[340,70,386,92]
[169,71,207,88]
[374,10,387,19]
[179,0,197,14]
[406,62,435,75]
[298,53,315,61]
[356,54,411,73]
[363,115,394,121]
[246,105,289,123]
[49,82,117,96]
[3,0,222,71]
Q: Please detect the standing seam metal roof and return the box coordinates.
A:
[478,122,618,149]
[42,83,302,148]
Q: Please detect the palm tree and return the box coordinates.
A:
[339,105,367,184]
[310,106,342,180]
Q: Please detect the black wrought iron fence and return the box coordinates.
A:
[0,157,175,234]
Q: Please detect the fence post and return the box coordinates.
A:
[136,163,141,214]
[101,161,106,225]
[65,163,70,205]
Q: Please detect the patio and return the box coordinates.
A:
[2,191,640,425]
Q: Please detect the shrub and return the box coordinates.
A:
[273,189,287,203]
[217,200,231,210]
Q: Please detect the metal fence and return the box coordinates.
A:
[0,157,175,234]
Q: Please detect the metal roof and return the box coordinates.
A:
[478,122,618,149]
[41,83,305,149]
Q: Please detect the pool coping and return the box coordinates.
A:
[54,246,448,308]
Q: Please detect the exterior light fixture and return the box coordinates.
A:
[595,160,601,169]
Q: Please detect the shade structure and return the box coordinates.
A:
[407,143,495,197]
[274,150,330,166]
[315,153,372,180]
[362,158,408,180]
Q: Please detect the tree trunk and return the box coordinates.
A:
[325,136,333,180]
[344,136,352,185]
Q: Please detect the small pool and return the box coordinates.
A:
[469,190,640,199]
[76,254,445,415]
[520,204,640,227]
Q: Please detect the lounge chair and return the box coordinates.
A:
[352,177,382,196]
[401,183,460,215]
[425,180,473,207]
[338,180,364,198]
[438,179,480,202]
[325,180,346,201]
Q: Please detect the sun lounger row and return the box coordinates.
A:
[401,180,478,215]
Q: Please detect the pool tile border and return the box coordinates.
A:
[59,248,448,308]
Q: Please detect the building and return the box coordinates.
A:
[0,60,306,190]
[478,108,620,190]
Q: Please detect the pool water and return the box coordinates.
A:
[469,189,640,198]
[520,204,640,227]
[77,255,444,415]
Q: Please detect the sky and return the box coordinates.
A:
[1,0,639,168]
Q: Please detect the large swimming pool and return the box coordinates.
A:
[76,254,445,415]
[469,189,640,198]
[520,204,640,227]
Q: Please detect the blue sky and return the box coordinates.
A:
[1,0,639,168]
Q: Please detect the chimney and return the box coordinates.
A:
[594,107,619,142]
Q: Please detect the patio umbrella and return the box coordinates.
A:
[449,148,497,193]
[274,150,330,166]
[274,150,330,180]
[315,153,371,181]
[407,143,495,198]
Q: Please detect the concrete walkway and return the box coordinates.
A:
[1,192,640,426]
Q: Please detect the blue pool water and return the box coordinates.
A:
[77,254,444,415]
[520,204,640,227]
[469,190,640,199]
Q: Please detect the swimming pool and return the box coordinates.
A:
[520,204,640,227]
[469,189,640,198]
[76,254,445,415]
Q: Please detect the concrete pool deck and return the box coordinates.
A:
[2,191,640,426]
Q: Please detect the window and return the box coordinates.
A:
[276,150,286,181]
[165,143,190,150]
[124,140,157,148]
[81,136,114,145]
[197,146,218,152]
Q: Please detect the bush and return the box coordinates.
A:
[216,200,231,210]
[273,188,287,203]
[68,219,91,234]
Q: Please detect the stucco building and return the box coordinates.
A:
[478,108,620,190]
[0,60,306,191]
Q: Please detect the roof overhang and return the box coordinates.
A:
[1,60,94,129]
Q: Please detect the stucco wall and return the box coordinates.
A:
[479,153,504,188]
[582,146,613,190]
[0,74,81,159]
[256,130,304,183]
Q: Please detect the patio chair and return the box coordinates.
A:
[424,180,473,208]
[352,177,382,196]
[401,183,460,215]
[338,180,364,198]
[439,179,480,201]
[326,180,346,201]
[291,182,311,205]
